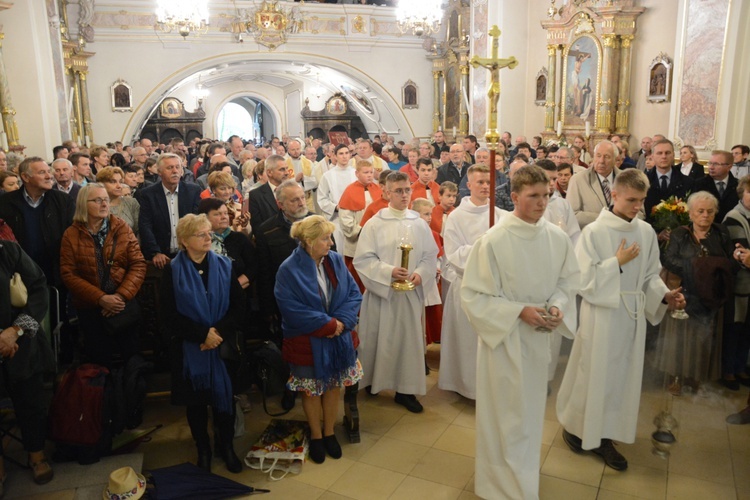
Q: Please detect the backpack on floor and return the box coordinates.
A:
[48,363,114,464]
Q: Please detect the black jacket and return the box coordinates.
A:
[254,211,302,318]
[645,167,694,224]
[436,161,471,186]
[248,183,280,235]
[135,181,201,259]
[0,188,74,287]
[676,162,705,180]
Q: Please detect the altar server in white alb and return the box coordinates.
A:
[537,159,581,383]
[317,144,357,252]
[461,165,580,500]
[556,167,686,471]
[353,171,438,414]
[438,164,506,400]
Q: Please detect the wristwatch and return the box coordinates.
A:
[13,326,23,337]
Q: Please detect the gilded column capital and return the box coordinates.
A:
[460,65,469,76]
[602,34,617,48]
[620,35,634,48]
[547,44,557,56]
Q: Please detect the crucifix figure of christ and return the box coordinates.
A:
[470,25,518,227]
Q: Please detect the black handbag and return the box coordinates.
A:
[219,329,251,393]
[100,232,141,336]
[248,341,291,417]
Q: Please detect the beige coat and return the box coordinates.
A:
[567,167,643,228]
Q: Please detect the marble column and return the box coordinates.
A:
[0,34,21,148]
[597,34,618,133]
[615,35,633,134]
[79,70,93,144]
[545,44,557,132]
[442,71,447,132]
[459,64,469,135]
[432,70,442,133]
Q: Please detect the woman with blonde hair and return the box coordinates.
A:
[96,166,140,235]
[90,146,110,177]
[160,213,244,473]
[677,144,704,179]
[201,171,249,233]
[274,215,362,463]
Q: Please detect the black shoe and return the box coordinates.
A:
[309,438,326,464]
[562,429,583,453]
[394,393,423,413]
[365,385,377,396]
[323,434,342,459]
[197,449,212,472]
[592,439,628,471]
[281,389,297,410]
[220,445,243,473]
[425,359,431,375]
[719,377,741,391]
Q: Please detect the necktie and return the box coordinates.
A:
[601,178,612,206]
[718,181,726,197]
[660,175,668,192]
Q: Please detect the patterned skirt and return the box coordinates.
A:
[287,359,363,397]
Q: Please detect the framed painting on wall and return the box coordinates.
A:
[402,80,418,109]
[111,79,132,112]
[647,53,672,103]
[562,35,601,128]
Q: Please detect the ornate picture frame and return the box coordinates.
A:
[561,34,602,129]
[402,80,418,109]
[326,94,347,115]
[535,67,548,106]
[160,98,182,119]
[647,53,672,103]
[111,79,132,112]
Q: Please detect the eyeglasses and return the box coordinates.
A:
[87,197,110,205]
[191,232,211,239]
[707,162,730,167]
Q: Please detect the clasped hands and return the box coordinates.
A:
[734,243,750,267]
[326,320,346,339]
[391,266,422,286]
[0,327,19,358]
[520,306,563,330]
[99,293,126,317]
[664,287,686,311]
[200,327,223,351]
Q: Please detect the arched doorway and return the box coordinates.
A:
[216,96,276,142]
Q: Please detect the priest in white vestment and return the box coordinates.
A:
[438,164,506,399]
[354,171,438,413]
[556,169,686,471]
[318,145,357,253]
[285,139,317,211]
[461,166,580,500]
[538,160,582,382]
[348,140,388,173]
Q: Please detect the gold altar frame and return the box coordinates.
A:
[561,34,602,130]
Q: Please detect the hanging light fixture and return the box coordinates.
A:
[311,73,325,99]
[156,0,210,39]
[396,0,443,38]
[192,76,209,108]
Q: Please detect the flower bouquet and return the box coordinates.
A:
[651,195,689,232]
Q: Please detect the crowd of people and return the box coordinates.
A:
[0,130,747,498]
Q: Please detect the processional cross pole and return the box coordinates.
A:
[470,25,518,227]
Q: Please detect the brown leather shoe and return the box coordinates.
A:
[30,459,54,485]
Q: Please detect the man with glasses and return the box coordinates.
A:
[354,171,439,414]
[694,149,738,221]
[136,153,201,269]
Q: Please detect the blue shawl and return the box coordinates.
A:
[274,246,362,380]
[171,251,233,414]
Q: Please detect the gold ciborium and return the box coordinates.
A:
[391,243,415,291]
[392,223,415,291]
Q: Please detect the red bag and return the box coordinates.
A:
[0,219,16,242]
[49,364,111,447]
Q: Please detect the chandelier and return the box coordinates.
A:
[192,77,209,108]
[156,0,209,39]
[396,0,443,37]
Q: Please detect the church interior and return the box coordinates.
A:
[0,0,749,499]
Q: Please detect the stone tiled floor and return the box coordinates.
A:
[12,344,750,499]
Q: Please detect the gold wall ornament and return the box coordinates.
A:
[239,1,303,50]
[352,15,365,34]
[574,12,595,35]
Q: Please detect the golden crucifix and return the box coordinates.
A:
[470,25,518,226]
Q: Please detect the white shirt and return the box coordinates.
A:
[163,184,180,253]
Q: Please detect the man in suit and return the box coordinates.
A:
[51,158,81,200]
[693,149,738,222]
[567,140,641,228]
[248,154,289,235]
[436,143,471,195]
[645,139,694,226]
[136,153,201,269]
